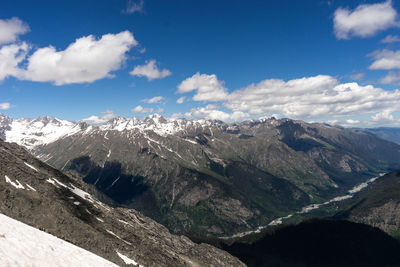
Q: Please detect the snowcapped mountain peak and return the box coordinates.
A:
[4,115,78,150]
[100,116,129,131]
[148,113,167,124]
[1,113,231,150]
[0,113,12,122]
[147,113,163,120]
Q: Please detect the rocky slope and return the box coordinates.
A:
[1,113,400,236]
[334,169,400,239]
[0,138,244,266]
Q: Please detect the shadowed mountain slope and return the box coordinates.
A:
[0,138,244,266]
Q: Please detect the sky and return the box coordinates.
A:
[1,0,400,127]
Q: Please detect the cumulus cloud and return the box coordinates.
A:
[381,34,400,43]
[369,49,400,84]
[141,96,164,104]
[177,72,229,101]
[81,110,118,125]
[371,109,395,122]
[345,119,360,124]
[176,74,400,125]
[0,102,11,110]
[130,60,171,81]
[333,0,398,39]
[176,74,400,122]
[131,105,163,114]
[379,71,400,84]
[184,104,248,122]
[124,0,144,14]
[0,17,30,45]
[369,49,400,70]
[176,96,185,104]
[225,75,400,119]
[0,42,29,80]
[17,31,137,85]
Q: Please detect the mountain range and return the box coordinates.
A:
[363,127,400,145]
[1,113,400,236]
[0,138,244,266]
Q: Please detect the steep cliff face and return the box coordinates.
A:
[2,113,400,236]
[0,139,244,266]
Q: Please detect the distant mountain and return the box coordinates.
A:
[0,138,244,266]
[1,113,400,236]
[334,169,400,239]
[363,127,400,144]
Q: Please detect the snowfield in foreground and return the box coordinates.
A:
[0,213,117,267]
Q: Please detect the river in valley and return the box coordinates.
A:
[220,173,385,239]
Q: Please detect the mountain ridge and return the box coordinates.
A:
[0,138,245,266]
[2,113,400,236]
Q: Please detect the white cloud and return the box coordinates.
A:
[325,118,365,127]
[369,49,400,70]
[381,34,400,43]
[141,96,164,104]
[371,109,395,122]
[225,75,400,119]
[379,71,400,84]
[131,105,152,113]
[326,119,339,125]
[0,17,30,45]
[0,102,11,110]
[349,72,364,81]
[131,105,163,114]
[18,31,137,85]
[81,110,117,125]
[175,73,400,126]
[369,49,400,84]
[177,72,229,101]
[176,96,185,104]
[130,60,171,81]
[176,74,400,122]
[124,0,144,14]
[333,0,398,39]
[184,105,248,122]
[345,119,360,124]
[0,42,29,81]
[169,112,184,119]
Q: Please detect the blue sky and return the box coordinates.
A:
[1,0,400,127]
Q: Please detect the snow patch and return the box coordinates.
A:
[69,184,95,203]
[46,178,60,188]
[116,251,142,266]
[26,184,37,191]
[106,230,132,245]
[24,162,38,172]
[0,213,117,266]
[5,175,25,189]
